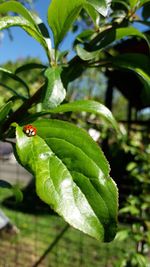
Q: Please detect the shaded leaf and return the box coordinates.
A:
[109,53,150,106]
[0,67,30,97]
[139,0,150,8]
[110,53,150,82]
[42,67,66,109]
[90,26,149,51]
[141,2,150,19]
[15,63,47,74]
[0,82,27,100]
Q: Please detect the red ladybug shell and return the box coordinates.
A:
[23,124,37,137]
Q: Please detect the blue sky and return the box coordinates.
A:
[0,1,148,65]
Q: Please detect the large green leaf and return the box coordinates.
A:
[15,121,118,241]
[48,0,86,48]
[87,0,111,16]
[0,16,50,62]
[0,0,38,30]
[42,67,66,109]
[40,100,120,133]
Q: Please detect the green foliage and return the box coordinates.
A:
[15,122,118,241]
[0,0,149,243]
[116,131,150,266]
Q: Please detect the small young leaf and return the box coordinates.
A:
[15,122,118,241]
[0,180,23,203]
[42,67,66,109]
[76,44,102,60]
[48,0,86,48]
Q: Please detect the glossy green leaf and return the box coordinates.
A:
[76,44,101,60]
[15,122,118,241]
[0,0,38,30]
[0,180,23,202]
[0,16,50,62]
[40,100,120,133]
[87,0,111,16]
[0,101,12,124]
[43,67,66,109]
[48,0,86,47]
[0,67,30,97]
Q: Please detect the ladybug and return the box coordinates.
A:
[23,124,37,137]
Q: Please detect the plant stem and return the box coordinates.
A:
[2,83,45,133]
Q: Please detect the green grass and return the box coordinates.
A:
[0,189,137,267]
